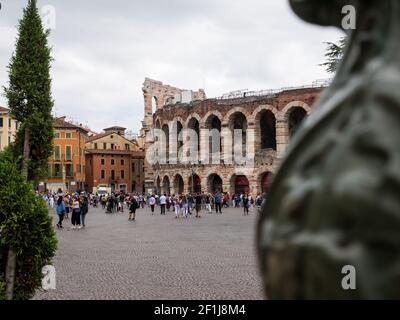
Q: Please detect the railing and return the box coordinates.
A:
[215,78,332,100]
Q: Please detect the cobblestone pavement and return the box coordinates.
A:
[33,204,264,300]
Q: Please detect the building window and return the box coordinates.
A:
[54,145,61,160]
[65,164,73,177]
[103,143,107,149]
[54,164,62,177]
[55,132,60,138]
[121,159,125,166]
[121,170,125,179]
[111,143,115,150]
[111,170,115,180]
[101,159,105,165]
[65,145,72,161]
[111,159,115,166]
[0,118,3,128]
[83,165,85,174]
[132,163,135,172]
[66,132,72,139]
[9,118,12,128]
[94,143,98,149]
[101,170,105,179]
[125,144,130,150]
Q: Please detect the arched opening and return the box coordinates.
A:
[162,176,170,195]
[173,174,184,195]
[152,96,158,114]
[205,115,222,163]
[188,173,202,194]
[177,121,183,161]
[162,124,169,163]
[156,176,161,195]
[187,118,200,154]
[259,110,276,150]
[259,172,273,195]
[288,107,307,137]
[231,174,250,195]
[229,112,247,158]
[207,174,223,193]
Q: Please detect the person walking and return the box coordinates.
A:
[243,194,250,215]
[149,194,156,214]
[80,196,89,228]
[56,195,66,229]
[214,192,222,214]
[187,193,193,215]
[205,194,212,213]
[160,193,167,215]
[181,195,188,218]
[174,195,180,219]
[195,193,202,218]
[129,196,139,221]
[71,196,82,229]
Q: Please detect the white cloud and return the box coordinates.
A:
[0,0,342,133]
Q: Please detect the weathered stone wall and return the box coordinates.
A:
[146,87,323,196]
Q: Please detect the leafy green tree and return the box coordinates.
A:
[0,148,57,300]
[2,0,56,300]
[321,36,347,73]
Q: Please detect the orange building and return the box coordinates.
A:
[44,116,89,193]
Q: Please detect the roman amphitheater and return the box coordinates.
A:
[141,78,327,196]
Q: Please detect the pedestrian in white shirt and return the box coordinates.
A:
[149,195,156,214]
[160,194,167,215]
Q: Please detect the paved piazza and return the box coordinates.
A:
[33,205,264,300]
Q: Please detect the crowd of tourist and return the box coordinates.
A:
[43,188,266,230]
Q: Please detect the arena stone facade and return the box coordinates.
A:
[141,78,325,196]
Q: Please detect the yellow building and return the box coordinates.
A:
[0,106,18,151]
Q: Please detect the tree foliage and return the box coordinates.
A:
[4,0,54,182]
[0,148,57,300]
[321,36,347,74]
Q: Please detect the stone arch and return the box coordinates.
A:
[188,173,202,193]
[186,115,201,156]
[207,173,224,193]
[155,176,161,195]
[170,117,184,163]
[252,104,279,120]
[230,174,250,195]
[254,106,277,151]
[200,110,224,128]
[185,113,202,128]
[278,101,311,122]
[222,107,250,126]
[226,110,248,159]
[155,118,162,129]
[161,123,170,163]
[257,171,274,195]
[162,175,171,195]
[173,174,184,195]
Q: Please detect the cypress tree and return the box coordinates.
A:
[4,0,54,181]
[2,0,56,300]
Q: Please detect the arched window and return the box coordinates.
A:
[229,112,247,158]
[288,107,307,137]
[207,174,223,193]
[173,174,184,194]
[260,110,276,150]
[205,115,222,163]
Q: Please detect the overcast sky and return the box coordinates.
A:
[0,0,342,133]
